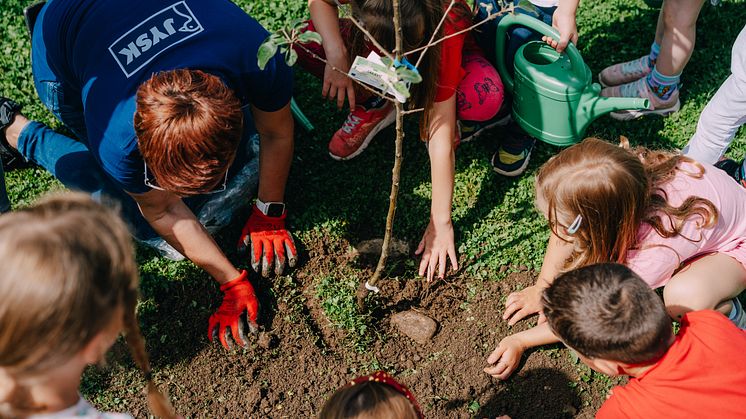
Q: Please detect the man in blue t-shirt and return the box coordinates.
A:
[0,0,297,350]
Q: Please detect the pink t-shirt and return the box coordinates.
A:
[625,162,746,288]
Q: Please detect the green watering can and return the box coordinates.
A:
[495,14,650,146]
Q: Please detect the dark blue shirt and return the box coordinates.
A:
[39,0,292,193]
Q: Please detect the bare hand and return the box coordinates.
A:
[542,9,578,53]
[323,51,355,110]
[415,219,458,282]
[502,284,546,326]
[484,335,526,380]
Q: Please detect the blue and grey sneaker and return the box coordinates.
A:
[491,123,536,177]
[728,297,746,329]
[714,158,746,188]
[458,107,511,143]
[0,97,29,171]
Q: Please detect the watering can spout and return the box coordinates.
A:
[587,94,651,121]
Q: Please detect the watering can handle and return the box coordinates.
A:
[495,12,585,93]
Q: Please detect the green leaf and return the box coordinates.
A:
[285,48,299,67]
[257,38,278,70]
[297,30,323,45]
[269,32,286,44]
[291,18,308,32]
[395,66,422,84]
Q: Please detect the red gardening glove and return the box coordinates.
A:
[207,270,259,350]
[238,204,298,277]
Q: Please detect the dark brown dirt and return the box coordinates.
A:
[96,236,619,418]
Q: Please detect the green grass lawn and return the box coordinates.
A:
[2,0,745,415]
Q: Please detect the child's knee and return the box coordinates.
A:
[663,280,696,319]
[456,56,504,121]
[662,0,702,30]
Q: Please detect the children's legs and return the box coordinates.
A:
[663,253,746,320]
[683,24,746,164]
[456,54,503,122]
[683,74,746,164]
[656,0,706,77]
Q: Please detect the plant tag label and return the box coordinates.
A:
[349,51,409,103]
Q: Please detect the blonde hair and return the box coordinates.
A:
[0,193,175,418]
[536,138,718,272]
[319,380,419,419]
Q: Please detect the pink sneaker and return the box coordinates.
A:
[598,55,654,88]
[328,102,395,160]
[601,77,680,121]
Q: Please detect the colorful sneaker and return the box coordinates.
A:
[728,297,746,329]
[458,105,512,143]
[0,97,29,171]
[602,77,680,121]
[598,55,654,88]
[714,158,746,188]
[491,123,536,177]
[328,101,395,161]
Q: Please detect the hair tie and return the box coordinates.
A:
[349,371,424,419]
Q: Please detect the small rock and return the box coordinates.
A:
[391,310,438,344]
[562,404,578,416]
[405,360,415,369]
[413,354,421,362]
[499,265,508,274]
[257,332,274,349]
[399,353,407,362]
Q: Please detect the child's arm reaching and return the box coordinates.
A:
[308,0,356,109]
[503,231,573,325]
[415,96,459,281]
[484,322,560,380]
[542,0,580,53]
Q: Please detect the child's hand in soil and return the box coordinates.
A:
[415,219,458,282]
[484,335,526,380]
[503,284,546,326]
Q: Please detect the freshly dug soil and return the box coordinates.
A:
[96,237,618,418]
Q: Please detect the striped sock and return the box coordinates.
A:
[646,67,680,100]
[648,42,660,67]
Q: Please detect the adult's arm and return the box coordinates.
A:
[253,102,294,202]
[127,188,240,284]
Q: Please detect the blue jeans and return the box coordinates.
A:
[0,163,9,213]
[18,7,258,238]
[474,0,557,75]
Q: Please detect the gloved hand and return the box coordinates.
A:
[208,270,259,350]
[238,204,298,277]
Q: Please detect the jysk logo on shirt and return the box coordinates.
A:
[108,1,203,78]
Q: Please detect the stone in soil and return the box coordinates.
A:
[391,310,438,344]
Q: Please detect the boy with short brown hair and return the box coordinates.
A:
[542,263,746,418]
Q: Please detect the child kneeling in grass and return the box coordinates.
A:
[486,138,746,380]
[543,263,746,418]
[0,193,175,418]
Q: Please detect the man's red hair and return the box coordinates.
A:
[135,69,242,195]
